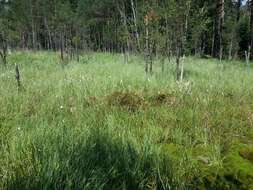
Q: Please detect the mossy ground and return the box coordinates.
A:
[1,51,253,189]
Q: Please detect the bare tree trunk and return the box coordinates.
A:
[237,0,242,22]
[250,0,253,58]
[60,31,64,61]
[219,0,225,60]
[0,35,7,66]
[211,21,215,56]
[213,0,224,60]
[144,17,154,75]
[15,64,22,90]
[31,25,36,50]
[75,38,80,62]
[0,50,7,66]
[117,2,130,63]
[161,56,165,73]
[176,47,181,81]
[180,56,185,82]
[30,0,36,50]
[245,46,251,65]
[229,38,233,60]
[149,43,153,74]
[145,22,149,74]
[44,17,52,49]
[130,0,140,51]
[182,1,191,55]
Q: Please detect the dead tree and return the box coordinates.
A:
[0,34,7,66]
[180,56,185,82]
[15,64,22,90]
[245,46,251,65]
[60,30,65,61]
[0,43,7,66]
[176,46,181,81]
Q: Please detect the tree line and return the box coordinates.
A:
[0,0,253,68]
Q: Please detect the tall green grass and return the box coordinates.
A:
[1,51,253,189]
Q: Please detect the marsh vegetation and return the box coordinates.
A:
[0,52,253,189]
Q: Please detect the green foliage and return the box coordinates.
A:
[238,15,251,57]
[1,0,252,59]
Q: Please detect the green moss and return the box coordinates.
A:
[223,144,253,189]
[195,143,253,189]
[180,143,253,190]
[191,146,228,189]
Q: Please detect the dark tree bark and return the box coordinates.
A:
[237,0,242,22]
[0,35,7,66]
[60,31,65,61]
[15,64,22,90]
[0,49,7,66]
[250,0,253,58]
[176,47,181,81]
[44,17,52,49]
[213,0,224,60]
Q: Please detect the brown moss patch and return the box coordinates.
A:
[82,96,98,108]
[150,92,177,106]
[239,146,253,163]
[106,91,146,112]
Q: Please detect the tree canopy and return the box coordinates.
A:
[0,0,252,60]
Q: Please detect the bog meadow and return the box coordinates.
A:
[1,0,253,190]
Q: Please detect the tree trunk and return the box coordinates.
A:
[176,47,181,81]
[30,0,36,50]
[161,56,165,73]
[219,0,224,61]
[149,44,153,74]
[60,32,64,61]
[237,0,242,22]
[145,22,149,74]
[116,2,130,63]
[44,17,52,50]
[180,56,185,82]
[130,0,140,51]
[213,0,224,60]
[211,21,215,56]
[182,1,191,56]
[250,0,253,58]
[15,64,22,90]
[0,50,7,66]
[229,38,233,60]
[233,0,242,59]
[0,36,7,66]
[245,46,251,65]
